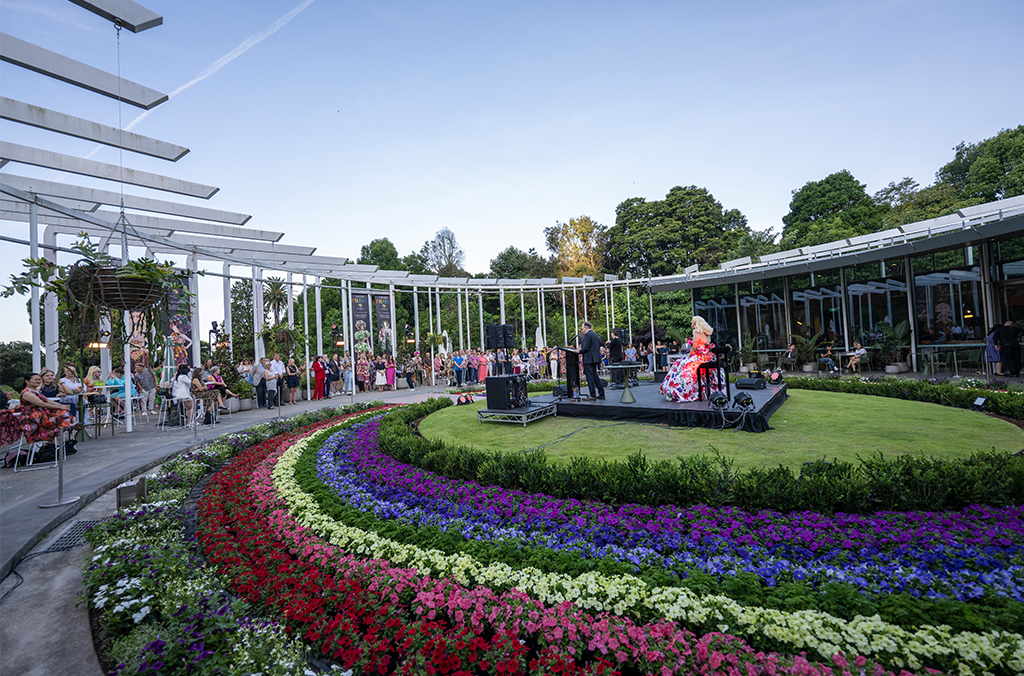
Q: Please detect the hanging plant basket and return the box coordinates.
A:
[90,268,164,311]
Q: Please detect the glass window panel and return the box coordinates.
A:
[846,260,908,348]
[790,271,844,347]
[693,285,737,348]
[912,248,983,345]
[994,235,1024,281]
[739,278,786,351]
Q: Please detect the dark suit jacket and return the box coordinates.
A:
[607,336,623,362]
[579,329,603,364]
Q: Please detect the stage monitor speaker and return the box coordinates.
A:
[502,324,515,349]
[485,324,499,350]
[486,374,527,410]
[611,327,630,345]
[736,377,767,390]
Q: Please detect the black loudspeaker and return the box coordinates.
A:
[552,385,567,398]
[736,377,767,390]
[485,324,499,350]
[502,324,514,349]
[486,375,527,409]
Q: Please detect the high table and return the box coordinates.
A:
[606,362,643,404]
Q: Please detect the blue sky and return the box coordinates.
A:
[1,0,1022,342]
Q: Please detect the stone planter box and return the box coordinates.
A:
[239,398,253,411]
[228,398,240,414]
[801,364,817,373]
[885,364,901,374]
[897,361,910,372]
[745,363,759,372]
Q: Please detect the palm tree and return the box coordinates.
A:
[264,277,288,325]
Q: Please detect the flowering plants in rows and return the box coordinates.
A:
[300,419,1024,635]
[271,415,1024,675]
[199,420,920,676]
[80,401,385,675]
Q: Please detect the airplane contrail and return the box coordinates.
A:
[86,0,317,157]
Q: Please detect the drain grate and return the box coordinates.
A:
[42,519,105,552]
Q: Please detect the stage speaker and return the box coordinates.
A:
[485,324,499,350]
[502,324,515,349]
[552,385,567,398]
[736,377,767,390]
[486,375,527,410]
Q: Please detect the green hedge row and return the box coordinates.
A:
[782,375,1024,421]
[382,399,1024,513]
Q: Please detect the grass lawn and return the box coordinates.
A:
[417,389,1024,471]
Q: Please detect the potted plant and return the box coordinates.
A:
[740,330,756,372]
[235,381,254,411]
[793,330,824,372]
[878,320,910,373]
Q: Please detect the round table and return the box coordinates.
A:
[606,362,644,404]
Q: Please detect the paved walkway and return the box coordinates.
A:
[0,386,447,676]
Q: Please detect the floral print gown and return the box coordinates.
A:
[19,389,75,443]
[659,342,718,402]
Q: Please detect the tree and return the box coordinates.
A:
[230,280,257,361]
[780,170,883,249]
[0,341,39,390]
[421,228,466,277]
[606,187,748,277]
[489,246,558,279]
[263,277,288,325]
[726,227,778,261]
[936,125,1024,203]
[357,238,403,271]
[544,216,607,278]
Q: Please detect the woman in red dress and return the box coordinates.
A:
[659,316,717,402]
[311,356,325,400]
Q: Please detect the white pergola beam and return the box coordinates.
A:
[0,142,217,198]
[1,173,250,225]
[68,0,163,33]
[0,33,167,109]
[1,98,187,161]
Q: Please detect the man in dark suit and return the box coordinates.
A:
[578,321,605,400]
[997,321,1024,377]
[606,330,624,388]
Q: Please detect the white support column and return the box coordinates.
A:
[626,280,633,343]
[345,279,354,403]
[30,203,40,372]
[253,266,264,362]
[610,282,616,331]
[604,283,610,338]
[478,290,484,348]
[519,288,526,349]
[302,275,311,401]
[315,277,323,358]
[537,288,542,347]
[341,279,351,357]
[43,225,58,372]
[99,241,110,378]
[189,253,201,368]
[222,263,233,358]
[286,272,294,327]
[436,286,443,334]
[457,287,464,350]
[428,286,435,387]
[572,286,579,346]
[648,279,656,356]
[413,285,420,353]
[465,287,472,349]
[499,288,506,325]
[582,281,588,324]
[389,283,397,359]
[561,285,567,345]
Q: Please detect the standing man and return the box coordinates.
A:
[270,353,286,406]
[251,358,267,408]
[997,321,1024,378]
[606,330,624,389]
[578,321,605,400]
[262,357,278,409]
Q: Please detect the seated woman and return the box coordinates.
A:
[204,366,236,411]
[659,316,718,402]
[170,364,195,423]
[846,342,867,371]
[19,372,82,451]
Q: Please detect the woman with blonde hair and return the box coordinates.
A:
[659,315,718,402]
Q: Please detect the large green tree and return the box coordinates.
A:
[489,246,558,279]
[544,216,607,278]
[357,238,403,271]
[606,186,748,277]
[780,170,883,249]
[936,125,1024,203]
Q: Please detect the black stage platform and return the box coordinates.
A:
[527,381,788,433]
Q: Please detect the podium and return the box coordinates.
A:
[557,346,580,399]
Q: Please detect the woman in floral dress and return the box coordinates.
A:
[19,373,80,444]
[356,353,370,393]
[659,316,718,402]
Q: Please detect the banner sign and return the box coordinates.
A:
[163,282,194,367]
[352,293,372,355]
[374,295,393,355]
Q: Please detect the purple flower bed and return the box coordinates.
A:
[313,420,1024,601]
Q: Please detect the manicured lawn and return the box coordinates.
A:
[417,389,1024,471]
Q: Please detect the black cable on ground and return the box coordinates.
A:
[0,551,49,606]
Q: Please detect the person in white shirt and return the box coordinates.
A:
[270,353,286,406]
[171,364,194,422]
